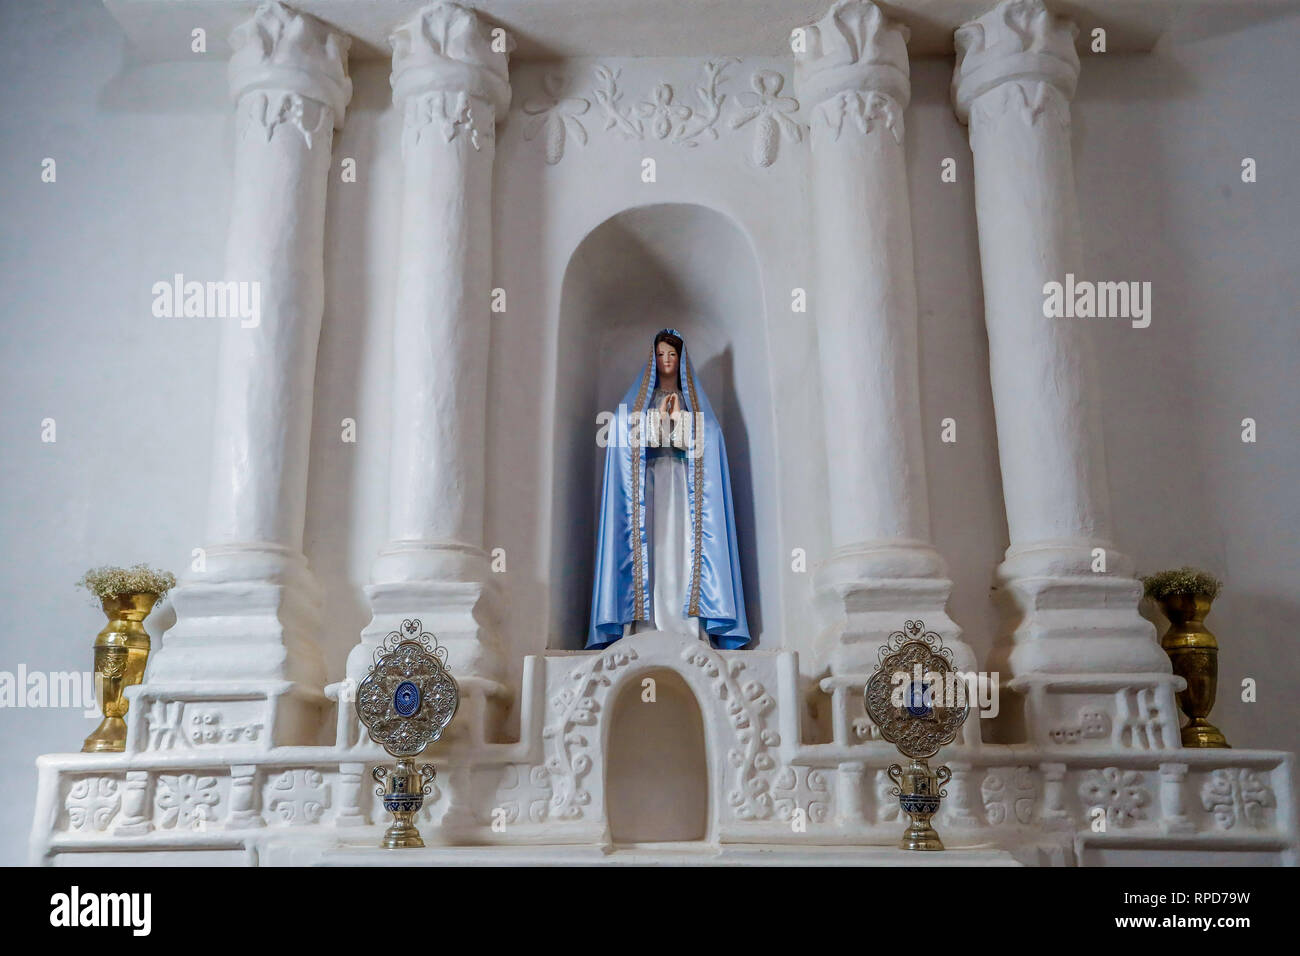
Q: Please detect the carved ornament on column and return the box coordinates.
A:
[795,0,909,143]
[391,2,513,155]
[952,0,1077,132]
[229,1,353,146]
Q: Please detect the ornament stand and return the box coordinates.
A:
[29,0,1296,867]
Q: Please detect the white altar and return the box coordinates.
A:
[27,0,1297,866]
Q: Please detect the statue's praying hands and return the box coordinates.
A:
[657,389,688,450]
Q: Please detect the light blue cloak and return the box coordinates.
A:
[587,330,750,650]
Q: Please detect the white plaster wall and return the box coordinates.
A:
[1074,21,1300,762]
[1,0,1297,864]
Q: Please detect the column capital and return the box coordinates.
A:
[951,0,1078,124]
[794,0,910,110]
[229,1,353,128]
[390,2,513,116]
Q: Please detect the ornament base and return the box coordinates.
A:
[900,821,945,851]
[381,820,426,849]
[82,717,127,753]
[1182,717,1230,748]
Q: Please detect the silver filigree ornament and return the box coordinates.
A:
[356,619,459,848]
[863,620,970,850]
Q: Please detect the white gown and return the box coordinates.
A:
[624,388,705,640]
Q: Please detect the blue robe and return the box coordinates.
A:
[587,330,750,649]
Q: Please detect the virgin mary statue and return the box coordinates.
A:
[587,329,750,650]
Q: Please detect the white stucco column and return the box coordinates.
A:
[138,1,351,748]
[344,3,511,743]
[796,1,974,699]
[952,0,1178,747]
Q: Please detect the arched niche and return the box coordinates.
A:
[604,666,709,844]
[549,202,778,650]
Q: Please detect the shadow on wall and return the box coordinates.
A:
[550,202,777,650]
[307,60,395,691]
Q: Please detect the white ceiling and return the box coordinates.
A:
[104,0,1300,60]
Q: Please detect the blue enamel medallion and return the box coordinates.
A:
[393,680,421,717]
[904,681,933,718]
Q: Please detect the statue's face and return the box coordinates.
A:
[656,342,679,379]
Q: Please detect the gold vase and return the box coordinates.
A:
[82,592,158,753]
[1157,592,1230,749]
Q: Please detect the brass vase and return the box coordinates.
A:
[372,759,437,849]
[82,592,158,753]
[888,758,953,851]
[1157,592,1230,749]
